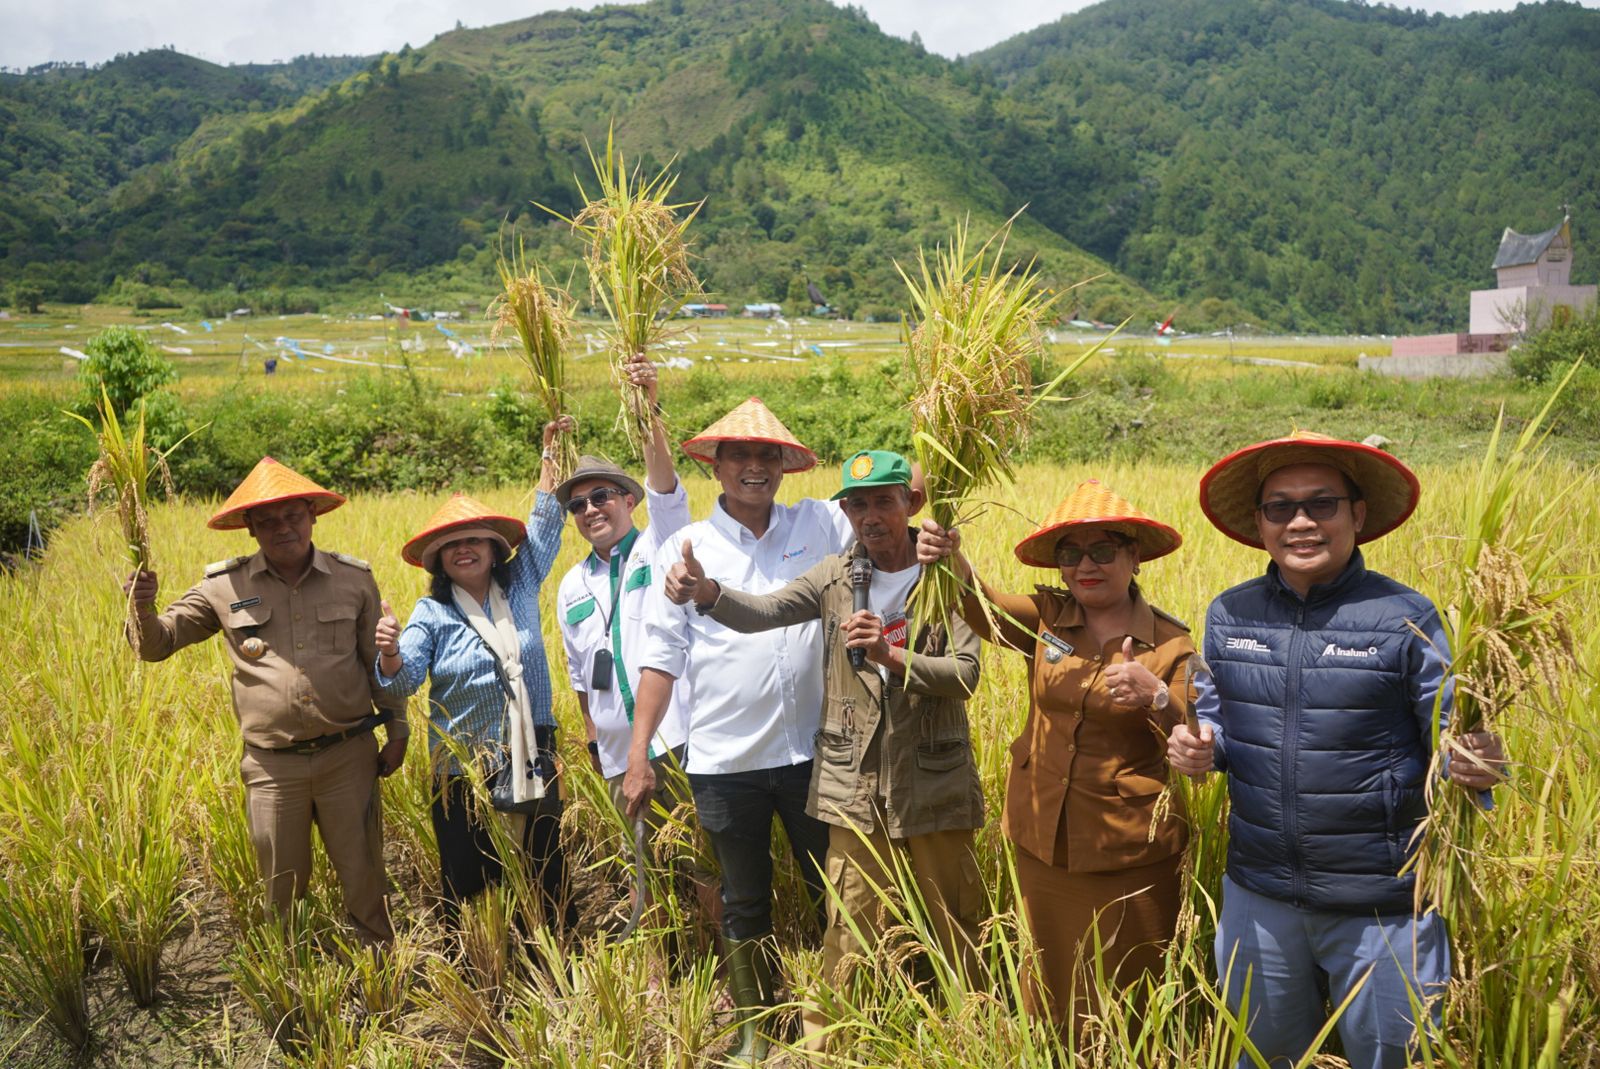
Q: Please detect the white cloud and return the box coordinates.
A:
[1,0,1594,71]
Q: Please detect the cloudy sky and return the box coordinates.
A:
[2,0,1592,71]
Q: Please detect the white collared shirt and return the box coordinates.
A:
[556,482,693,779]
[639,496,855,775]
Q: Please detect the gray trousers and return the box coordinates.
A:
[1216,875,1450,1069]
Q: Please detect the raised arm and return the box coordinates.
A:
[624,353,678,495]
[915,518,1040,652]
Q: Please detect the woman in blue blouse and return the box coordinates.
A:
[376,419,577,930]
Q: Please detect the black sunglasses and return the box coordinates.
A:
[565,487,629,515]
[1256,495,1352,524]
[1056,541,1124,567]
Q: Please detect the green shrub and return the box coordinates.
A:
[1509,305,1600,383]
[77,327,179,417]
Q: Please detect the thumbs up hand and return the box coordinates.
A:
[665,539,718,608]
[375,599,402,658]
[1103,635,1162,709]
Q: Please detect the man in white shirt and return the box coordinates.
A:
[553,355,691,865]
[623,397,853,1064]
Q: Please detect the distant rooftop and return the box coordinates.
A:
[1492,217,1569,270]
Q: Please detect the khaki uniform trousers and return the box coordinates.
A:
[239,730,392,944]
[1015,847,1182,1038]
[803,822,985,1046]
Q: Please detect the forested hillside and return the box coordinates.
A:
[2,0,1596,330]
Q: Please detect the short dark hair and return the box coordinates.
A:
[427,540,513,603]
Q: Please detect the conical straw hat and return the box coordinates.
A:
[1200,430,1420,549]
[402,493,527,569]
[208,456,346,531]
[1014,480,1182,568]
[681,397,817,472]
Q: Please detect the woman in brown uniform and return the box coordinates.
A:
[917,479,1194,1037]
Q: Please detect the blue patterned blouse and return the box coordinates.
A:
[377,491,563,765]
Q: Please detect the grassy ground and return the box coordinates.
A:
[2,453,1596,1067]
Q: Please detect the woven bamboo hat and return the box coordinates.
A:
[1014,480,1182,568]
[1200,430,1420,549]
[681,397,817,472]
[208,457,346,531]
[402,493,526,569]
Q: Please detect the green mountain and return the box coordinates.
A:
[970,0,1600,330]
[2,0,1597,330]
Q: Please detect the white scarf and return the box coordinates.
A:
[454,581,544,803]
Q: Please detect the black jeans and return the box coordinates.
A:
[431,734,576,933]
[688,760,829,940]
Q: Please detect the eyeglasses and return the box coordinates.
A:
[1056,541,1124,567]
[565,487,629,515]
[1256,496,1352,524]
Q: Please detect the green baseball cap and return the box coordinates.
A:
[831,450,913,500]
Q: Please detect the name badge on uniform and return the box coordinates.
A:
[230,597,262,611]
[1040,632,1073,663]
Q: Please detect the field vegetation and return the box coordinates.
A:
[1,430,1595,1065]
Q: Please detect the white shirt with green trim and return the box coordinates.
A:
[556,482,692,779]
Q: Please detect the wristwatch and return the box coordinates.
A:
[1150,683,1171,711]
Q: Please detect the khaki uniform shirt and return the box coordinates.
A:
[130,547,406,750]
[708,538,985,840]
[968,583,1194,872]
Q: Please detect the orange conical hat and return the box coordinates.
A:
[1199,430,1420,549]
[1014,480,1182,568]
[207,457,346,531]
[681,397,817,472]
[401,493,526,569]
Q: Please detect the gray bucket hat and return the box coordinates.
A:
[553,455,645,507]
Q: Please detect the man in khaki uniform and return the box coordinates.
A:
[124,457,407,943]
[671,450,985,1048]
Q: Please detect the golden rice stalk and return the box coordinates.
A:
[1409,359,1583,920]
[552,125,702,451]
[491,235,578,482]
[66,386,191,645]
[899,215,1088,628]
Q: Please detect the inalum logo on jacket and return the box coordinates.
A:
[1322,643,1379,658]
[1225,636,1271,651]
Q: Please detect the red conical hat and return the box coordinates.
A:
[680,397,817,472]
[1014,480,1182,568]
[207,457,345,531]
[402,493,526,569]
[1200,430,1420,549]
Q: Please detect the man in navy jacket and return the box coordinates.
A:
[1168,432,1504,1069]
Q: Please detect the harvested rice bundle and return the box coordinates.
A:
[900,216,1092,626]
[561,127,702,451]
[1409,361,1582,919]
[67,386,190,642]
[492,237,578,481]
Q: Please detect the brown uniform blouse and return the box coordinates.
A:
[130,547,406,750]
[964,582,1195,872]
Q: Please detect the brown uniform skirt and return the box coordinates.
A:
[1014,847,1183,1035]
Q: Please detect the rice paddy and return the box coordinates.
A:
[1,439,1595,1066]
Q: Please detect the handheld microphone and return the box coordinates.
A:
[849,556,873,669]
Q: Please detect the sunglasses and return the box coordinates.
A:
[1056,541,1125,567]
[1256,495,1352,524]
[564,487,629,515]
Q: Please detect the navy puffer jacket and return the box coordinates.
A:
[1203,550,1451,914]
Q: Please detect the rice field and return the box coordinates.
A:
[1,447,1595,1067]
[0,305,1381,396]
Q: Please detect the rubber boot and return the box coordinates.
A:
[723,935,774,1064]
